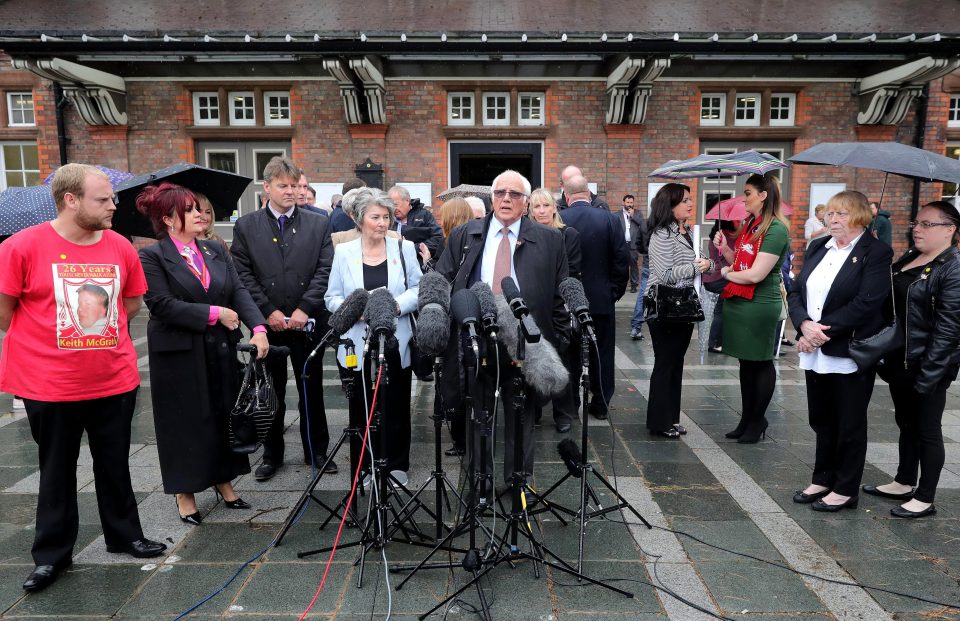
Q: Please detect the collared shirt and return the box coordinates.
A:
[798,231,864,374]
[480,216,521,290]
[622,210,632,242]
[267,202,296,224]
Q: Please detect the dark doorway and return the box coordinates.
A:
[450,142,542,190]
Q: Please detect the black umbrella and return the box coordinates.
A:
[113,162,253,238]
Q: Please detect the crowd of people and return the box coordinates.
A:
[0,157,957,595]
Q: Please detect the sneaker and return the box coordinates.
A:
[630,328,643,341]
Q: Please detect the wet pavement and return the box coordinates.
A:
[0,297,958,620]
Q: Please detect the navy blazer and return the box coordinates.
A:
[557,200,630,315]
[787,231,893,358]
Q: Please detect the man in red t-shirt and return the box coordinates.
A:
[0,164,166,593]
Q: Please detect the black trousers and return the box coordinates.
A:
[534,330,581,426]
[890,374,949,503]
[804,370,875,497]
[646,320,693,431]
[588,313,617,415]
[628,247,640,287]
[264,330,330,465]
[24,388,144,567]
[345,349,413,478]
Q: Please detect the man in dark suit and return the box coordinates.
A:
[329,177,366,233]
[555,165,610,211]
[387,186,444,267]
[559,175,630,420]
[231,157,337,481]
[619,194,641,292]
[435,169,569,482]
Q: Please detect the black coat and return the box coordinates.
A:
[562,226,582,280]
[787,232,893,359]
[231,206,334,321]
[557,200,630,315]
[140,237,266,493]
[394,203,444,263]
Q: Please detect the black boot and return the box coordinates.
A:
[737,418,769,444]
[725,417,748,439]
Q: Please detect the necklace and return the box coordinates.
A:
[361,238,386,265]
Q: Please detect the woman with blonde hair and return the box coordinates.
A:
[195,193,225,245]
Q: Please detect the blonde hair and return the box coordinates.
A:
[51,164,109,212]
[528,188,564,230]
[439,198,472,238]
[825,190,873,230]
[744,173,788,241]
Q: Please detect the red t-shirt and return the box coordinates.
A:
[0,223,147,401]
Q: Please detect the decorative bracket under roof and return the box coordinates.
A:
[11,57,127,125]
[323,56,386,125]
[857,56,960,125]
[606,57,670,124]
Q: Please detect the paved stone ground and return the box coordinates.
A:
[1,296,959,620]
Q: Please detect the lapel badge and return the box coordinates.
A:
[272,237,278,243]
[921,273,928,280]
[851,257,858,263]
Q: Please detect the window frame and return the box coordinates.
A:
[943,143,960,203]
[0,141,41,191]
[252,148,288,183]
[263,90,292,127]
[699,92,726,127]
[769,93,797,127]
[191,91,221,127]
[949,96,960,128]
[447,92,475,126]
[482,91,511,127]
[733,92,761,127]
[228,91,257,127]
[517,91,546,126]
[6,91,36,127]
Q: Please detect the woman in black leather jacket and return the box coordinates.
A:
[863,201,960,519]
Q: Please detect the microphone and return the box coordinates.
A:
[557,438,583,478]
[470,281,499,343]
[558,277,597,342]
[416,272,451,357]
[364,288,398,364]
[500,277,540,343]
[495,295,568,398]
[450,288,481,363]
[309,288,369,365]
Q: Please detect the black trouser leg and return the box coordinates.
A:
[628,249,640,287]
[739,359,776,432]
[346,350,412,476]
[646,320,693,431]
[501,364,536,483]
[552,333,581,426]
[708,298,724,349]
[805,370,874,496]
[589,313,617,415]
[890,375,948,503]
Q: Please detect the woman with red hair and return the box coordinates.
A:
[137,183,268,525]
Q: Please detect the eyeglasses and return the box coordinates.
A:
[910,220,956,229]
[492,189,528,200]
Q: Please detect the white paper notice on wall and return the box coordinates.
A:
[809,183,846,217]
[310,183,343,210]
[647,182,666,212]
[398,183,433,208]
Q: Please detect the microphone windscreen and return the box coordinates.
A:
[416,304,450,357]
[329,288,370,334]
[495,294,519,358]
[500,277,521,304]
[558,277,589,312]
[418,271,450,313]
[557,438,583,478]
[526,336,569,398]
[470,281,498,321]
[365,288,398,335]
[451,289,481,326]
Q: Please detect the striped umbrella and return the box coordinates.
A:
[649,150,788,179]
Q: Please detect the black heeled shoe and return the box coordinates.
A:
[737,419,769,444]
[175,496,202,525]
[650,428,680,439]
[213,486,251,510]
[725,419,747,439]
[673,424,687,435]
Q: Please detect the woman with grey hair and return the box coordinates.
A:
[332,188,400,247]
[325,189,422,485]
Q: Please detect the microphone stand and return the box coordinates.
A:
[529,310,652,577]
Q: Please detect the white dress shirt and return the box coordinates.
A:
[798,232,864,374]
[480,216,521,290]
[623,210,631,242]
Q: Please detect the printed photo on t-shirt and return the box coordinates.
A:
[52,263,121,349]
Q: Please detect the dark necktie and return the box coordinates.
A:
[278,214,288,235]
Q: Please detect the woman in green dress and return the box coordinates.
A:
[714,173,790,443]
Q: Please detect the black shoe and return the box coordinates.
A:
[255,463,278,481]
[811,496,859,512]
[445,446,466,457]
[673,424,687,435]
[22,561,71,592]
[321,457,339,475]
[175,497,202,525]
[793,489,830,504]
[725,419,747,439]
[862,484,914,501]
[737,420,769,444]
[556,421,572,433]
[589,403,608,420]
[630,286,638,293]
[650,428,680,439]
[213,486,251,510]
[890,504,936,519]
[106,538,167,558]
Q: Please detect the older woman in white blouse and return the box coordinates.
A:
[786,191,893,512]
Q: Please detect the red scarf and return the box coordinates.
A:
[721,217,766,300]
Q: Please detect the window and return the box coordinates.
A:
[253,149,286,182]
[734,93,761,126]
[447,92,474,126]
[205,150,238,175]
[192,92,220,126]
[943,144,960,204]
[263,91,291,126]
[7,92,35,127]
[228,91,256,126]
[700,93,726,126]
[0,142,40,190]
[950,96,960,128]
[518,92,545,126]
[769,93,796,127]
[483,92,510,126]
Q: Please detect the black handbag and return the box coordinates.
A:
[848,268,902,370]
[644,284,705,323]
[397,239,434,377]
[228,353,277,454]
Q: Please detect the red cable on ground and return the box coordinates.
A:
[299,365,383,621]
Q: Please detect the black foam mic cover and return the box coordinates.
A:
[558,277,590,315]
[470,281,498,329]
[416,305,450,357]
[451,288,481,327]
[329,288,370,334]
[365,288,398,335]
[500,276,521,305]
[557,438,582,478]
[418,271,451,314]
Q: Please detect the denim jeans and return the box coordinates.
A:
[630,256,650,331]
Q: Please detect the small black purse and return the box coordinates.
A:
[644,284,705,323]
[848,269,902,370]
[228,354,277,454]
